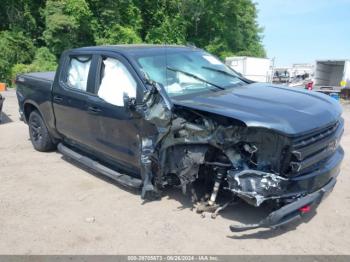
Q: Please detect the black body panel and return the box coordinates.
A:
[16,72,60,139]
[172,83,342,136]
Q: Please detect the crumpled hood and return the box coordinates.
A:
[172,83,342,136]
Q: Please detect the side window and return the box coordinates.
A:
[66,56,92,91]
[97,57,137,107]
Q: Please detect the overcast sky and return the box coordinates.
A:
[255,0,350,67]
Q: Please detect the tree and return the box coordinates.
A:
[0,0,266,84]
[11,47,57,81]
[137,0,187,44]
[184,0,265,58]
[42,0,95,57]
[87,0,142,45]
[0,0,46,45]
[145,15,186,44]
[95,25,142,45]
[0,30,35,84]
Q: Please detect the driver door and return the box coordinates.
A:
[86,53,144,176]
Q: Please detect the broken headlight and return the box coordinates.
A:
[226,169,288,206]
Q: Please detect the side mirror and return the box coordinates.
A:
[144,81,173,111]
[123,94,136,110]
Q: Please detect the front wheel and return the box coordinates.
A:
[28,110,56,152]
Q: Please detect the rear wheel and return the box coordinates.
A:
[28,110,56,152]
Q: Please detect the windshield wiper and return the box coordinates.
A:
[202,66,249,86]
[202,66,240,79]
[166,67,225,90]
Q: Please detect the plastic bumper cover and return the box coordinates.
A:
[230,176,337,232]
[230,147,344,232]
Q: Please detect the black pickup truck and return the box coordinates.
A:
[16,45,344,232]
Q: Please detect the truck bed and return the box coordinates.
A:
[20,71,56,83]
[16,71,56,125]
[17,71,55,92]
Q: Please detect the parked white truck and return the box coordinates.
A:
[225,56,272,82]
[314,60,350,90]
[292,63,314,78]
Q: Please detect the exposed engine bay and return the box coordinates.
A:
[158,109,291,208]
[135,83,305,221]
[129,81,344,232]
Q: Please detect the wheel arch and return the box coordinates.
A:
[23,100,41,123]
[23,99,62,142]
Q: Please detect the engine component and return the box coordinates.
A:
[208,170,224,205]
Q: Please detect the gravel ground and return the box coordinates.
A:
[0,89,350,254]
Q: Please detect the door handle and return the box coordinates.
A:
[53,95,63,102]
[87,106,102,113]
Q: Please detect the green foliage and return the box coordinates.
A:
[95,25,142,45]
[137,0,186,44]
[145,15,186,44]
[0,0,265,84]
[33,47,58,70]
[10,47,57,84]
[10,64,37,81]
[0,30,35,84]
[42,0,95,57]
[184,0,265,58]
[0,0,45,43]
[88,0,142,45]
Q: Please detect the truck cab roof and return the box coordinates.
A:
[70,44,200,56]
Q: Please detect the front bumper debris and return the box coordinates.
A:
[230,177,337,232]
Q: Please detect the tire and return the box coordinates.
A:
[28,110,56,152]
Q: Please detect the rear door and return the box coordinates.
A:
[84,52,144,175]
[52,52,96,147]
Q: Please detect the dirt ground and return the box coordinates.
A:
[0,89,350,255]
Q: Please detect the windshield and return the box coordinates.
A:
[132,49,245,97]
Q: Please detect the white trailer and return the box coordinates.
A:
[314,60,350,89]
[225,56,272,82]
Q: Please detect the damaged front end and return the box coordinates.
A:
[136,83,344,232]
[226,169,288,207]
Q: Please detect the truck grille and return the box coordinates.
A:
[286,119,343,176]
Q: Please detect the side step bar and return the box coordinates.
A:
[57,143,142,189]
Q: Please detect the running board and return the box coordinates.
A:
[57,143,142,189]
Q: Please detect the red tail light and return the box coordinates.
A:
[306,81,314,90]
[299,205,311,214]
